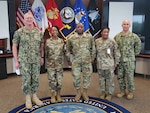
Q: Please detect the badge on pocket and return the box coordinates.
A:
[107,48,111,54]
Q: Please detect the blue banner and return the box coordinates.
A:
[59,0,76,39]
[74,0,89,32]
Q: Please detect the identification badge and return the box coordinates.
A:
[107,48,111,54]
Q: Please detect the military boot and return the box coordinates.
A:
[82,88,89,101]
[56,90,62,102]
[75,89,81,101]
[25,94,32,109]
[100,92,105,99]
[127,92,134,100]
[105,94,112,100]
[51,92,56,103]
[117,90,126,98]
[32,93,43,106]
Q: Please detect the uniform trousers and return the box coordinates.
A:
[20,62,40,95]
[47,68,63,92]
[72,61,92,89]
[117,61,135,92]
[97,69,114,94]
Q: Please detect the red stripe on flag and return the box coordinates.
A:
[16,8,24,27]
[16,17,24,27]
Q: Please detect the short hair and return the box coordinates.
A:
[100,27,110,33]
[76,22,84,28]
[52,25,59,31]
[24,11,34,19]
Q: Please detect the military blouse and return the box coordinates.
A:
[45,37,64,69]
[95,38,120,69]
[12,27,43,63]
[66,32,96,63]
[114,32,141,62]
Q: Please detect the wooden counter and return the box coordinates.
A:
[0,53,13,58]
[137,54,150,59]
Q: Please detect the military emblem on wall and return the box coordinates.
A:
[60,7,75,24]
[47,8,59,20]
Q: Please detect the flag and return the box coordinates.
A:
[16,0,32,27]
[45,0,63,31]
[59,0,76,39]
[87,0,101,39]
[74,0,89,32]
[31,0,48,33]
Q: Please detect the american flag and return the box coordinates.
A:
[16,0,36,27]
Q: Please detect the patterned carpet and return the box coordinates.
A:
[9,95,130,113]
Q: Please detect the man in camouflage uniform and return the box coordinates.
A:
[114,20,141,100]
[45,26,64,103]
[66,23,96,101]
[12,12,44,109]
[95,27,120,100]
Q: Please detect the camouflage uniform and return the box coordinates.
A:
[66,32,96,89]
[114,32,141,92]
[45,38,64,93]
[95,38,120,94]
[12,27,43,95]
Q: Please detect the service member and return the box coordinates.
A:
[95,27,120,100]
[12,12,44,108]
[45,26,64,103]
[114,20,141,100]
[66,23,96,101]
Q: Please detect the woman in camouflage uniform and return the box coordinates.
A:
[45,26,64,103]
[95,27,120,100]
